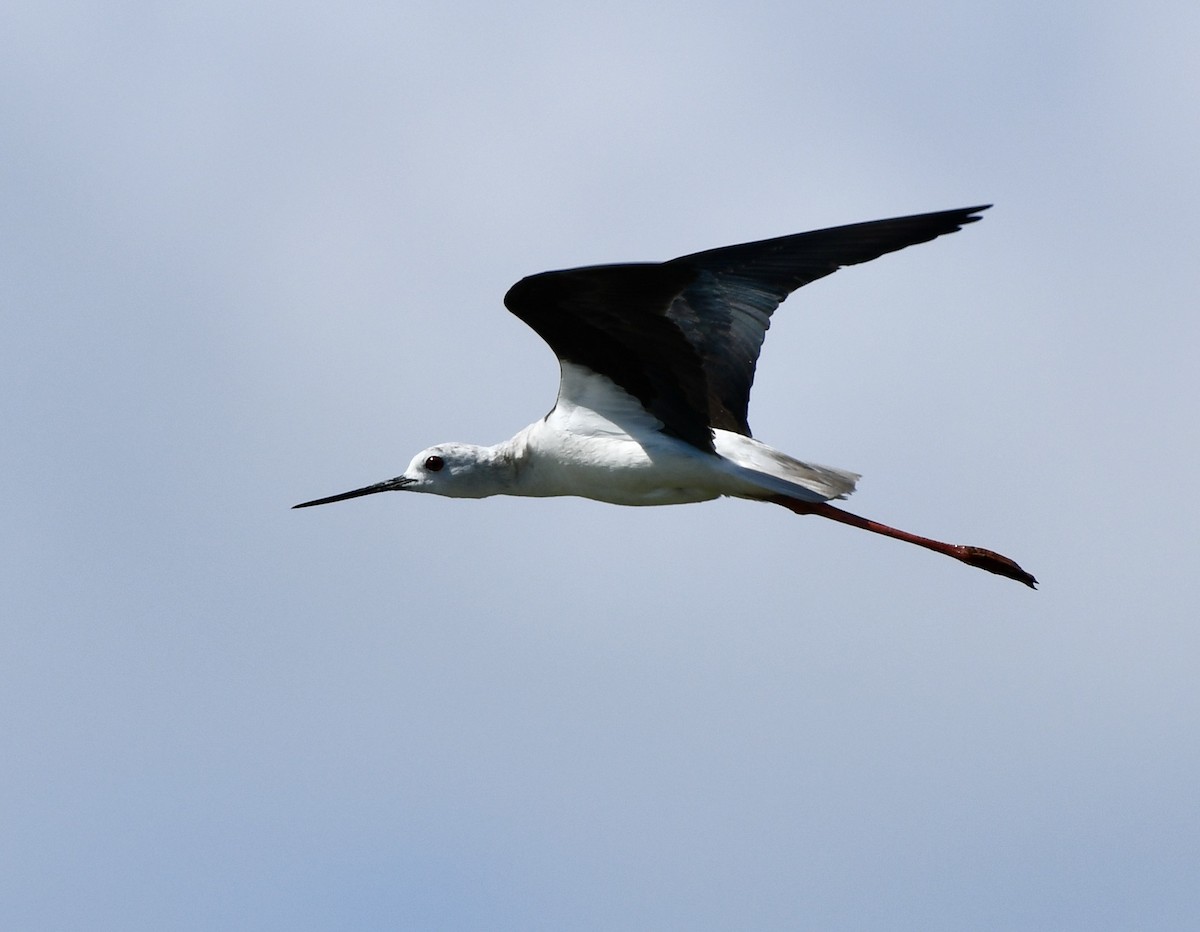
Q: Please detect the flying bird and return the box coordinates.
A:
[295,205,1036,588]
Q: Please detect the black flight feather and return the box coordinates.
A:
[504,205,989,452]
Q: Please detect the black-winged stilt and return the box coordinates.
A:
[295,205,1036,588]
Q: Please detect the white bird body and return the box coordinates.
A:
[401,363,858,507]
[296,206,1037,587]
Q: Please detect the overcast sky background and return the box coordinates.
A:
[4,3,1199,930]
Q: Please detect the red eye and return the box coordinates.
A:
[424,455,444,472]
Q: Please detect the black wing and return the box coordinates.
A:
[503,205,989,451]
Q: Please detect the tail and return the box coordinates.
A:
[713,431,860,501]
[769,495,1037,588]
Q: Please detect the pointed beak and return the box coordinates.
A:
[292,475,414,509]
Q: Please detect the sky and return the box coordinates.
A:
[3,2,1199,929]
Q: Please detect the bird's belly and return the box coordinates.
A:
[519,432,727,506]
[585,480,721,507]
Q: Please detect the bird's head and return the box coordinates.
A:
[292,443,506,509]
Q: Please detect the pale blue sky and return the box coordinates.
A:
[3,2,1199,929]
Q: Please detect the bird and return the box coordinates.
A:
[294,205,1036,588]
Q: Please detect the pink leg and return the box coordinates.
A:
[768,496,1037,588]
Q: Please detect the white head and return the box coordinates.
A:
[292,442,511,509]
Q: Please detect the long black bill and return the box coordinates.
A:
[292,476,413,509]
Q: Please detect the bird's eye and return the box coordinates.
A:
[424,455,445,472]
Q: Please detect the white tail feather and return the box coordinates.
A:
[713,431,860,501]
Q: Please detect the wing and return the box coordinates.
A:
[503,261,718,450]
[504,205,990,451]
[665,205,990,435]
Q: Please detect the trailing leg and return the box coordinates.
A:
[768,495,1037,588]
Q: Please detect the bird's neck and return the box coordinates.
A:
[482,426,539,496]
[456,438,525,498]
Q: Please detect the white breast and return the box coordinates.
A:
[511,363,727,505]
